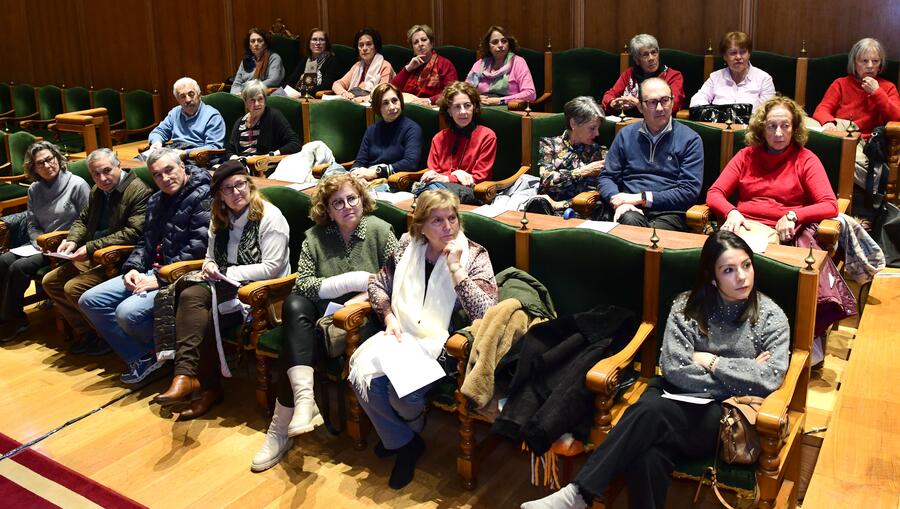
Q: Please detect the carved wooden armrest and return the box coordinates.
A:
[586,321,655,396]
[157,259,204,283]
[36,230,69,253]
[388,169,428,191]
[205,83,226,94]
[757,349,808,441]
[93,244,135,277]
[20,118,54,129]
[187,148,226,167]
[238,273,298,307]
[675,109,690,120]
[315,90,329,99]
[312,160,354,178]
[445,333,470,360]
[572,191,600,218]
[245,154,290,176]
[0,174,28,183]
[333,302,375,362]
[473,165,529,203]
[686,204,712,233]
[506,92,552,111]
[816,218,841,257]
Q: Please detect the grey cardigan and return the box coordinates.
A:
[26,170,90,247]
[230,52,285,94]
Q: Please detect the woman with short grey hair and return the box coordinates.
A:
[532,96,606,215]
[225,79,301,160]
[602,33,685,117]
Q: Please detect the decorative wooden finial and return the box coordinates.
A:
[524,102,532,117]
[650,227,660,249]
[520,209,530,231]
[623,41,629,52]
[800,40,807,56]
[546,37,552,52]
[804,246,815,271]
[725,117,733,131]
[706,40,713,54]
[846,116,858,138]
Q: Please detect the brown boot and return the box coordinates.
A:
[153,375,200,406]
[177,389,224,421]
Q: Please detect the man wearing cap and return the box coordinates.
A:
[79,148,211,384]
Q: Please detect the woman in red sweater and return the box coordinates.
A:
[708,96,856,368]
[392,24,458,106]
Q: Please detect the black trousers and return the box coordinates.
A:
[0,251,46,322]
[617,210,688,232]
[276,294,322,407]
[573,385,722,509]
[174,284,242,389]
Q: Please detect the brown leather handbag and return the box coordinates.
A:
[719,395,765,464]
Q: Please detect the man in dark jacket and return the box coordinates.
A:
[79,148,211,384]
[42,148,153,356]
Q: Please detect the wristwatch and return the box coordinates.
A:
[640,191,647,206]
[786,211,798,222]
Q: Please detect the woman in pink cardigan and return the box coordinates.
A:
[465,25,536,106]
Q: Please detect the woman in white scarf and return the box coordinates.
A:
[350,189,498,490]
[332,27,395,104]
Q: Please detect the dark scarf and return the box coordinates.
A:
[450,121,477,155]
[242,50,271,80]
[632,63,667,83]
[213,218,262,271]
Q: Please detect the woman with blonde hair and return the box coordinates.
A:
[392,24,458,106]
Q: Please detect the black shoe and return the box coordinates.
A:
[0,319,30,344]
[69,337,91,354]
[83,336,113,356]
[374,440,399,458]
[389,433,425,490]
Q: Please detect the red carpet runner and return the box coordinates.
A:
[0,432,146,508]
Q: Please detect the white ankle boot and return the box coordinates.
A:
[251,401,294,472]
[287,365,324,436]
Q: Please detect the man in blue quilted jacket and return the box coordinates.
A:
[79,148,211,384]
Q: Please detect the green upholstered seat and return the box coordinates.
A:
[660,49,706,101]
[805,130,844,196]
[530,113,567,176]
[382,44,413,76]
[202,92,245,142]
[371,201,409,239]
[270,34,301,83]
[752,51,798,99]
[7,131,37,177]
[63,86,91,112]
[0,184,27,201]
[12,84,38,120]
[460,211,518,273]
[91,88,123,127]
[0,132,6,168]
[261,187,313,273]
[308,100,367,164]
[131,165,157,191]
[552,48,620,112]
[519,47,547,100]
[267,95,303,141]
[122,90,156,133]
[528,229,644,316]
[804,53,848,114]
[331,44,357,79]
[479,107,523,182]
[37,85,64,123]
[886,60,899,85]
[404,103,440,168]
[678,119,724,202]
[67,160,93,184]
[436,45,477,83]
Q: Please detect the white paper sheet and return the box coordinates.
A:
[10,244,41,257]
[46,251,76,260]
[287,182,317,191]
[469,204,506,218]
[323,301,344,317]
[661,390,715,405]
[576,220,618,233]
[376,333,446,398]
[373,191,415,204]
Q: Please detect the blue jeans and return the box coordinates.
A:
[354,375,431,450]
[78,271,157,364]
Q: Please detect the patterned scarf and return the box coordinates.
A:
[349,53,386,92]
[213,218,261,271]
[415,50,442,90]
[466,52,513,96]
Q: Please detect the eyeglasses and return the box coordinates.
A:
[222,179,248,194]
[642,96,673,109]
[34,155,57,168]
[330,194,360,210]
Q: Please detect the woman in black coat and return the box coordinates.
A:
[225,79,301,160]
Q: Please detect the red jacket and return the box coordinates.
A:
[813,75,900,138]
[601,66,685,114]
[392,54,458,105]
[427,125,496,184]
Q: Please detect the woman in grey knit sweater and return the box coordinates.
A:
[0,141,89,343]
[521,231,790,509]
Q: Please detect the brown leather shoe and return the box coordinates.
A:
[177,389,224,421]
[153,375,200,406]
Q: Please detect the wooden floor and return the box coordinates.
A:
[1,300,852,508]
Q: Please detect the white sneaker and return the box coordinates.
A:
[520,483,588,509]
[251,402,294,472]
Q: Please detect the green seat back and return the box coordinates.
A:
[479,107,522,181]
[202,92,245,142]
[371,202,409,238]
[63,86,91,112]
[528,229,644,316]
[131,165,157,191]
[332,44,357,78]
[0,83,10,114]
[752,51,797,99]
[803,131,843,196]
[886,60,899,86]
[267,96,303,141]
[460,212,518,273]
[518,47,546,99]
[270,34,301,83]
[308,100,367,163]
[530,113,567,176]
[677,119,721,202]
[260,187,312,271]
[804,53,848,114]
[404,104,440,168]
[599,117,617,147]
[91,88,122,125]
[37,85,63,121]
[552,48,619,112]
[0,182,27,200]
[0,132,6,168]
[660,49,706,101]
[123,90,156,131]
[436,45,476,82]
[12,84,37,119]
[8,131,37,176]
[382,44,413,77]
[66,160,92,184]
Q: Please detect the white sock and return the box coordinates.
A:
[520,483,587,509]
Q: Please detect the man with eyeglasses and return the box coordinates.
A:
[598,77,703,231]
[147,77,226,158]
[79,148,211,384]
[42,148,153,356]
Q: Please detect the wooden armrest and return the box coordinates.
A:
[20,118,54,129]
[205,83,226,94]
[245,154,291,176]
[586,321,655,396]
[686,204,712,233]
[332,302,374,331]
[187,148,226,167]
[388,169,428,191]
[816,218,841,257]
[445,333,470,359]
[312,160,354,178]
[56,108,110,124]
[675,109,690,120]
[93,244,135,277]
[757,349,808,438]
[36,230,70,252]
[111,123,160,144]
[158,259,204,283]
[506,92,552,111]
[315,90,329,99]
[237,273,298,307]
[0,162,9,173]
[0,112,38,125]
[572,191,600,218]
[473,165,530,203]
[0,174,27,183]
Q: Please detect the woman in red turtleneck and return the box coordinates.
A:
[708,96,855,368]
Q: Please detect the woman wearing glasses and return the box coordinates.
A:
[153,160,290,419]
[0,142,89,343]
[464,25,535,106]
[283,28,340,98]
[251,172,398,473]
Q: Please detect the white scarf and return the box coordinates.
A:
[349,53,386,92]
[349,231,470,399]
